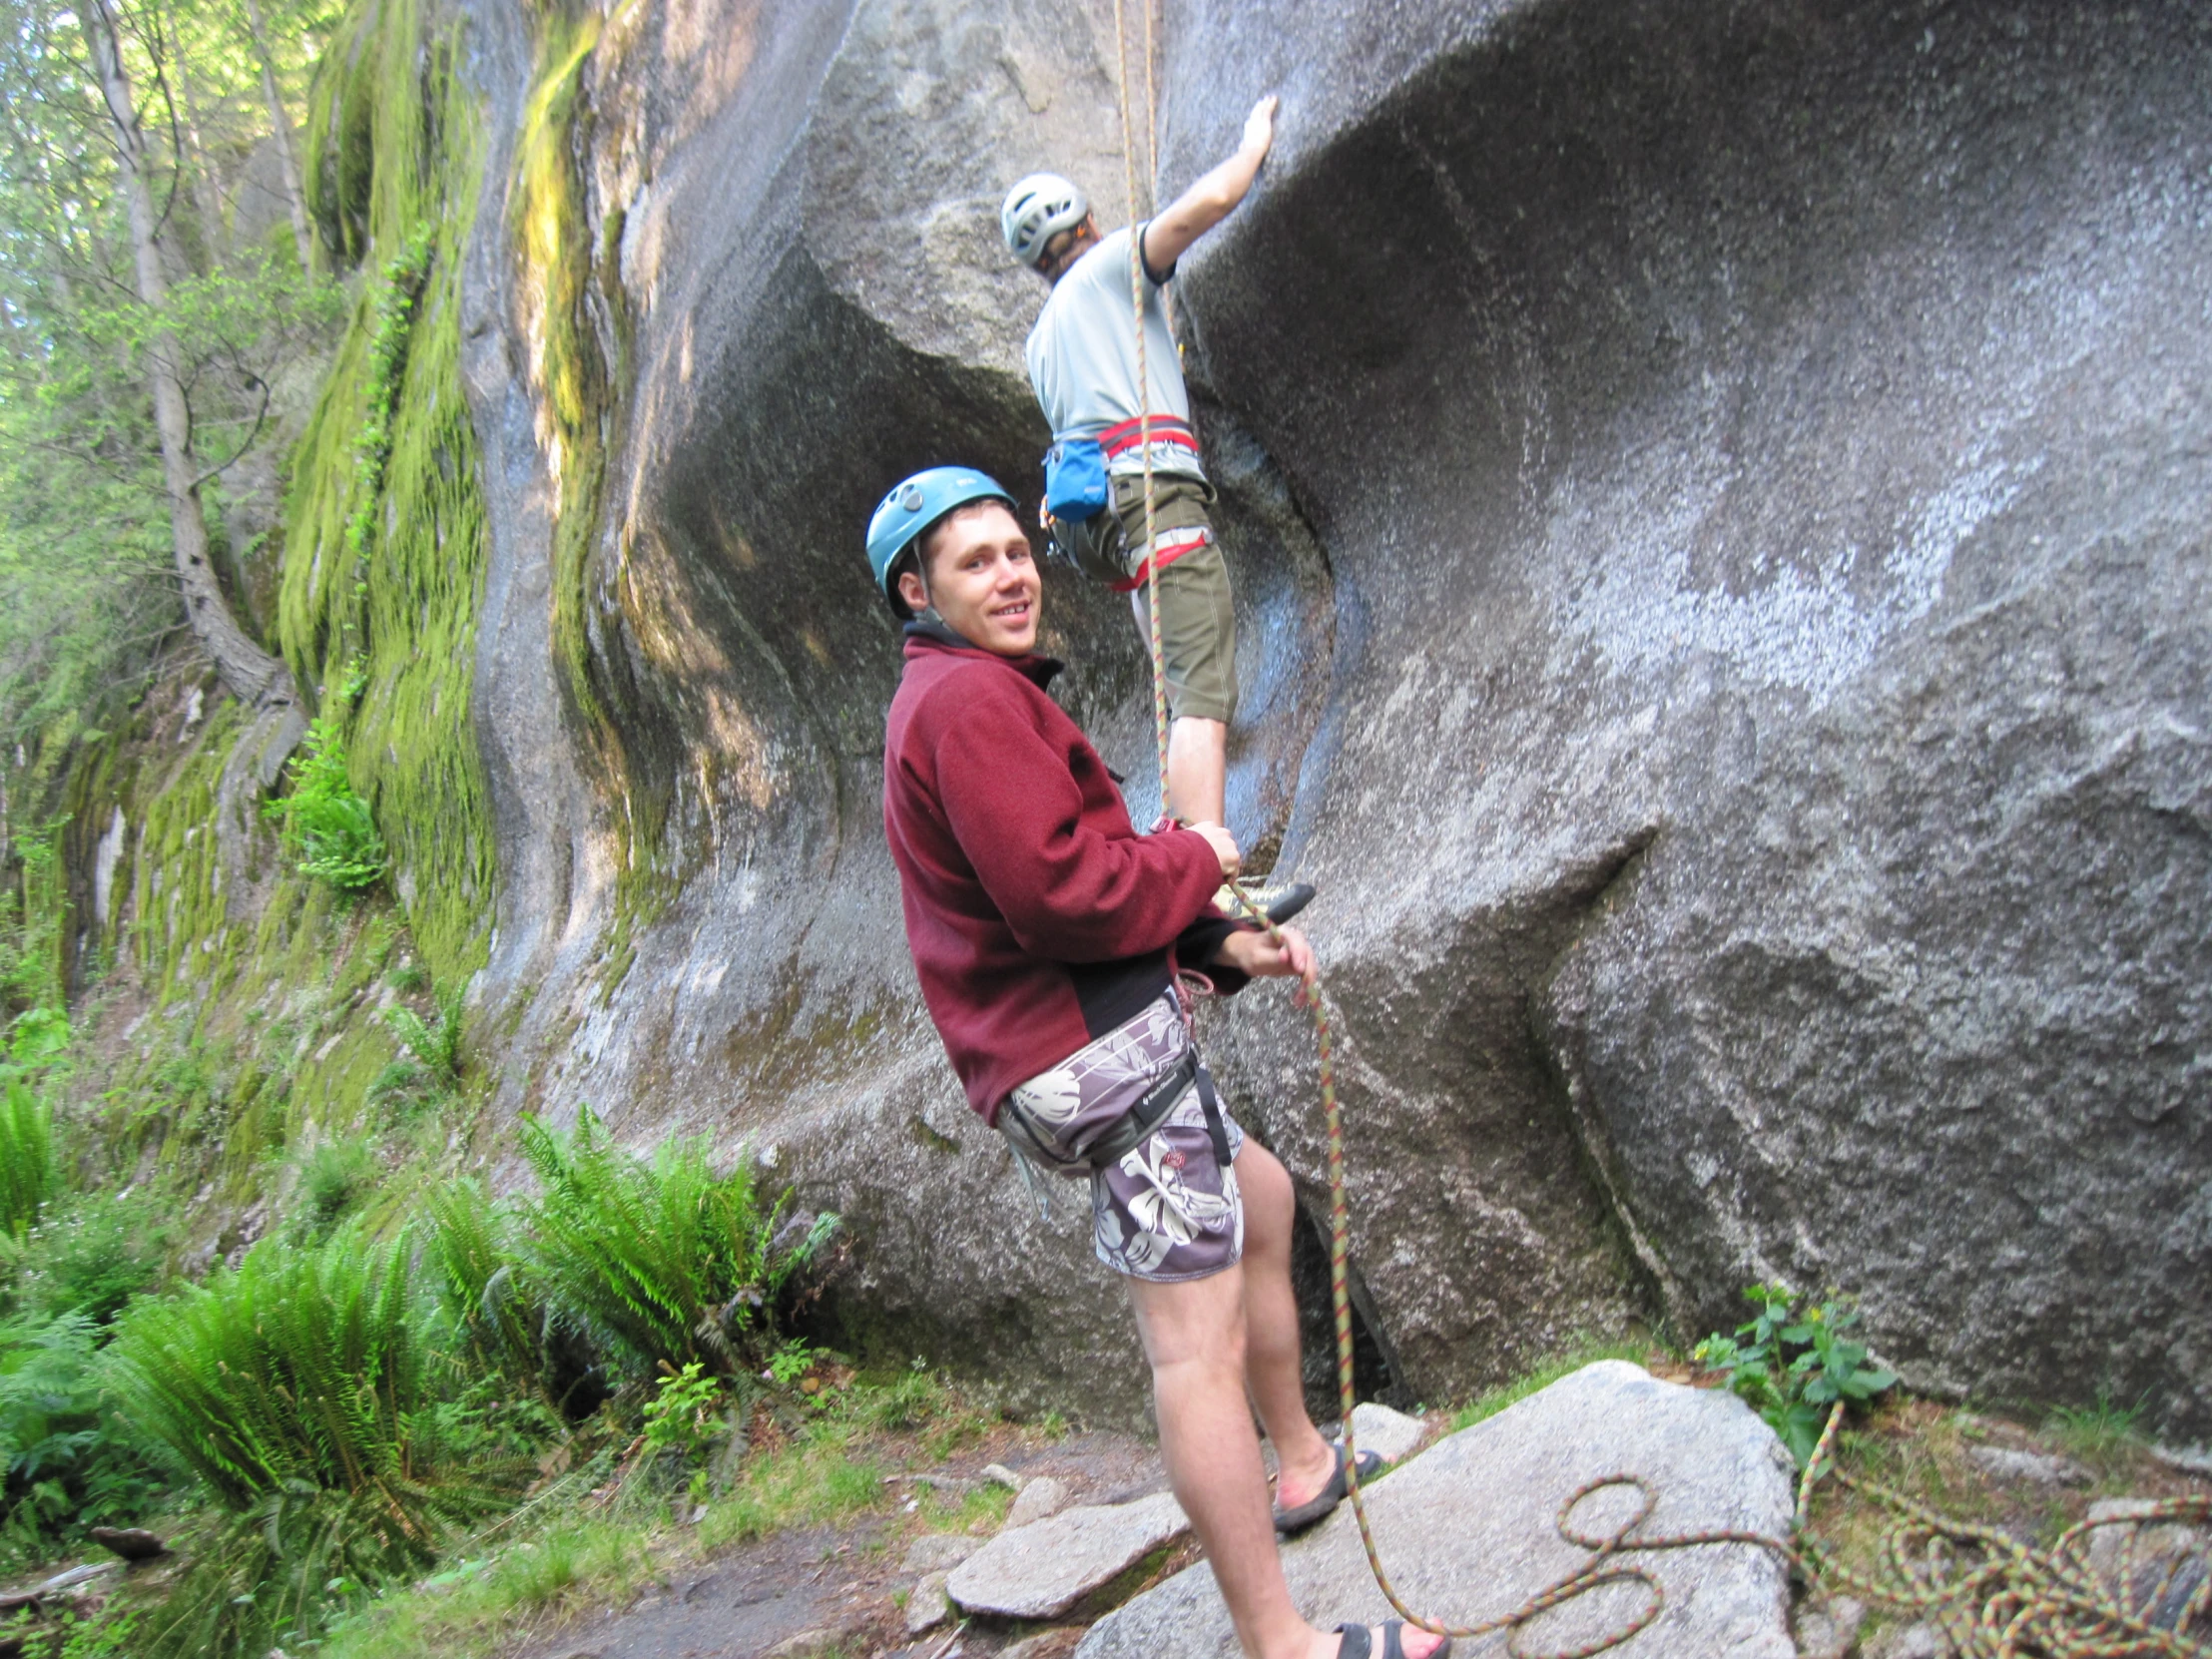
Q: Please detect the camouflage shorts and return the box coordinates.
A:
[998,993,1245,1283]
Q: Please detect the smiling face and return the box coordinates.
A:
[896,501,1041,657]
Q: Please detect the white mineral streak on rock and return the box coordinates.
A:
[93,807,126,927]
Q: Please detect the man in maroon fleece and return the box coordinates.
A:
[867,468,1447,1659]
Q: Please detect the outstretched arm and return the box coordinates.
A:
[1140,95,1277,276]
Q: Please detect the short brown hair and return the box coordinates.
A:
[887,499,1010,621]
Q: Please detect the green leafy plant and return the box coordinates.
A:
[2046,1391,2146,1463]
[640,1362,726,1456]
[0,1312,173,1563]
[0,826,68,1016]
[265,715,386,891]
[0,1072,55,1243]
[371,981,462,1110]
[513,1108,839,1387]
[290,1136,379,1241]
[343,225,436,570]
[1695,1284,1898,1465]
[11,1189,171,1328]
[105,1226,532,1657]
[766,1338,819,1389]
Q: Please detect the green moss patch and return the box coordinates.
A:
[283,0,494,985]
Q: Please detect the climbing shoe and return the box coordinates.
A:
[1333,1622,1450,1659]
[1274,1438,1383,1534]
[1214,879,1316,926]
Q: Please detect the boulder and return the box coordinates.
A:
[2083,1499,2210,1632]
[451,0,2212,1435]
[1078,1364,1795,1659]
[1006,1475,1072,1529]
[906,1570,953,1635]
[1962,1446,2089,1488]
[1792,1594,1867,1659]
[87,1526,164,1562]
[902,1534,982,1575]
[1345,1403,1427,1467]
[1864,1624,1940,1659]
[999,1632,1087,1659]
[948,1491,1191,1620]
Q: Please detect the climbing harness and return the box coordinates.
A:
[1103,8,2212,1656]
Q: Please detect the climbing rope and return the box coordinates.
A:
[1110,0,1173,816]
[1101,11,2211,1656]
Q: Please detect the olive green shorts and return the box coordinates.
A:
[1111,474,1238,726]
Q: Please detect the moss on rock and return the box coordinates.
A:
[282,0,494,985]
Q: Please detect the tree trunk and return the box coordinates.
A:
[241,0,314,274]
[85,0,293,709]
[161,0,227,257]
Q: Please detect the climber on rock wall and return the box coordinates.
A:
[1003,97,1283,849]
[865,466,1448,1659]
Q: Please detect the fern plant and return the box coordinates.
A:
[0,1312,172,1562]
[417,1176,590,1408]
[512,1108,838,1387]
[0,1071,54,1241]
[265,716,386,891]
[392,982,462,1081]
[105,1225,530,1656]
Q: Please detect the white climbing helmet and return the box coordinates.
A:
[1000,173,1089,268]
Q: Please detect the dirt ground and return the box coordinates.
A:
[506,1428,1182,1659]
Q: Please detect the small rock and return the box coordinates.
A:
[1865,1622,1939,1659]
[35,1563,115,1595]
[982,1462,1025,1489]
[902,1534,982,1574]
[2152,1442,2212,1478]
[1963,1445,2089,1486]
[906,1570,953,1635]
[1346,1402,1426,1466]
[949,1490,1191,1619]
[763,1630,841,1659]
[1005,1475,1071,1529]
[88,1526,165,1562]
[999,1629,1086,1659]
[1793,1594,1867,1659]
[2083,1498,2211,1631]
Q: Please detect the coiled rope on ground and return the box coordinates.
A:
[1102,6,2212,1654]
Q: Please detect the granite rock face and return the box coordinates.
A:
[1078,1362,1797,1659]
[454,0,2212,1432]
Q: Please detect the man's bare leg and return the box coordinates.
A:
[1127,592,1229,828]
[1233,1141,1337,1507]
[1128,1230,1446,1659]
[1128,1266,1326,1659]
[1167,715,1228,830]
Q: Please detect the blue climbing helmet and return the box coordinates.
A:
[864,466,1017,619]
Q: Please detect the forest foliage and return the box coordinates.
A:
[0,0,344,754]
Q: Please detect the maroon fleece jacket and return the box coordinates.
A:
[883,622,1246,1122]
